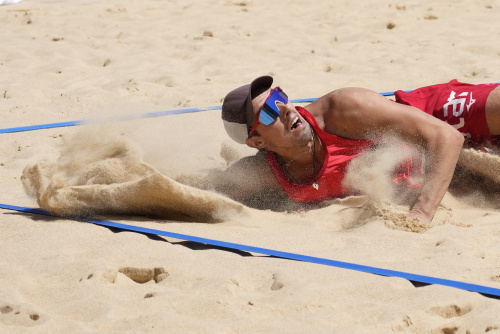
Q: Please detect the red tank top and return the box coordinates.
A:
[266,107,374,203]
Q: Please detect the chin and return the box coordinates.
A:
[297,123,313,140]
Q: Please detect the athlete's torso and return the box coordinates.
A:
[266,107,373,203]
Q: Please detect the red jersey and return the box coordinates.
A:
[266,107,374,203]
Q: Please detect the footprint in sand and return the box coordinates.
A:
[144,292,156,299]
[425,304,474,334]
[227,273,285,292]
[427,303,472,319]
[400,306,496,334]
[270,273,284,291]
[391,315,413,331]
[490,274,500,282]
[81,267,169,284]
[0,303,43,326]
[118,267,169,284]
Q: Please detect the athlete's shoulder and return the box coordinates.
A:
[305,87,372,116]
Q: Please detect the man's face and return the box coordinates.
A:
[249,87,312,152]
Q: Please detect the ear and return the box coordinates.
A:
[246,136,266,149]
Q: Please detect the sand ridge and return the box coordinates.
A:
[21,125,246,223]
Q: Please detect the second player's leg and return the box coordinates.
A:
[485,86,500,136]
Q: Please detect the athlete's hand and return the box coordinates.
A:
[406,209,432,225]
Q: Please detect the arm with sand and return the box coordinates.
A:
[211,150,283,202]
[307,87,465,224]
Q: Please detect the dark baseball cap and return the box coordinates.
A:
[221,75,273,144]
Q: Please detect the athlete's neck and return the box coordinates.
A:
[275,130,324,182]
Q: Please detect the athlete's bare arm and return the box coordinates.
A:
[213,150,282,202]
[307,87,465,224]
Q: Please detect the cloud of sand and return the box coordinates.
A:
[343,137,421,205]
[21,123,246,223]
[20,121,500,232]
[341,138,434,233]
[343,138,500,231]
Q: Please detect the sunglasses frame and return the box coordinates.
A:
[248,87,288,136]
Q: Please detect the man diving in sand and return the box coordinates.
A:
[220,76,500,225]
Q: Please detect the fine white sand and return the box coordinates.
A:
[2,0,500,332]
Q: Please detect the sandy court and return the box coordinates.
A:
[1,0,500,332]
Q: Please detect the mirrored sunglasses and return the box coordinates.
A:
[248,87,288,136]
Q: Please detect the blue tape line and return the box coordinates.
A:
[0,106,222,134]
[380,90,410,96]
[3,82,500,134]
[0,120,87,134]
[0,91,407,134]
[1,203,499,298]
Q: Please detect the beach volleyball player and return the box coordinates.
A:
[221,76,500,224]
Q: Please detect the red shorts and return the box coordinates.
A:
[395,80,500,145]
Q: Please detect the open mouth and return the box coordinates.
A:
[290,116,302,130]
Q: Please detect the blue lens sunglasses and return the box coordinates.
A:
[248,87,288,136]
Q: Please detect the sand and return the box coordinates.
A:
[1,0,500,332]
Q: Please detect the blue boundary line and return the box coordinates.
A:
[1,203,500,298]
[0,91,403,134]
[3,83,499,134]
[0,106,222,134]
